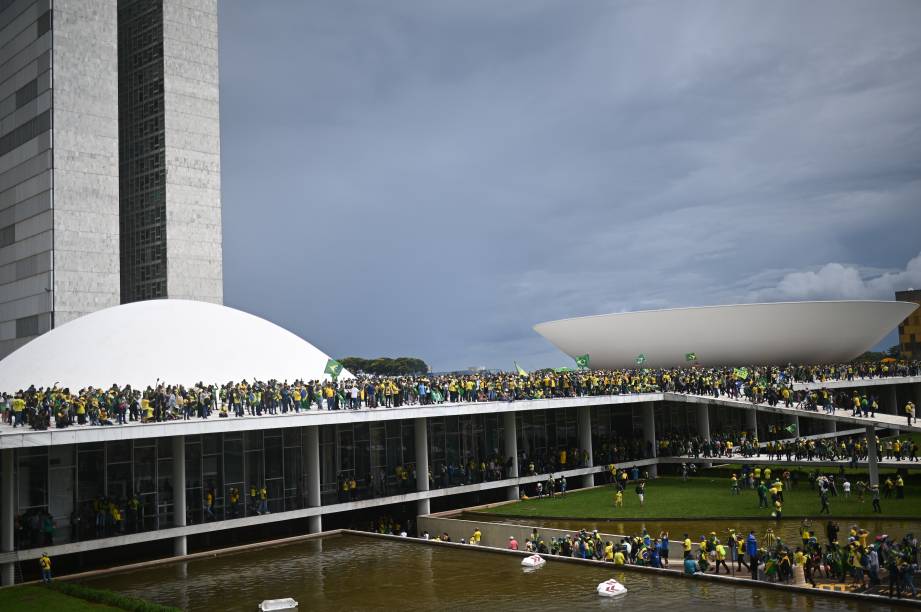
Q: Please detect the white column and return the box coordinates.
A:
[172,436,187,556]
[414,418,430,516]
[578,405,594,487]
[642,402,657,478]
[697,404,712,467]
[503,411,518,501]
[866,426,879,487]
[1,449,13,586]
[306,426,322,534]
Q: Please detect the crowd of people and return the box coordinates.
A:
[424,520,918,598]
[2,361,919,431]
[677,521,919,598]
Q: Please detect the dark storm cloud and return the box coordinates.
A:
[218,0,921,371]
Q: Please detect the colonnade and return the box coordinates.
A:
[1,388,910,584]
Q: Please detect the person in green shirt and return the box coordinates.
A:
[757,481,769,508]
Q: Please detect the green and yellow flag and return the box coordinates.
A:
[324,358,343,379]
[515,361,528,376]
[733,367,749,380]
[784,423,797,435]
[685,352,697,362]
[575,354,590,369]
[634,354,647,366]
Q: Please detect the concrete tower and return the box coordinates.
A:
[0,0,223,359]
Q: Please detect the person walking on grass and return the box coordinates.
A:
[757,480,769,508]
[636,480,646,506]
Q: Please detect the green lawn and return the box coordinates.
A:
[0,585,120,612]
[482,476,921,520]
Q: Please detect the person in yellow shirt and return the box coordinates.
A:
[604,542,614,562]
[613,548,626,566]
[773,479,784,502]
[714,542,729,574]
[614,490,624,507]
[683,534,692,553]
[39,553,52,583]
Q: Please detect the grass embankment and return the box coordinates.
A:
[482,476,921,520]
[0,583,179,612]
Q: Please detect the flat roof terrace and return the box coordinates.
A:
[2,376,919,449]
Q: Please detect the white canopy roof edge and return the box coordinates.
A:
[534,300,918,369]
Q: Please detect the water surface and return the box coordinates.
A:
[81,534,900,611]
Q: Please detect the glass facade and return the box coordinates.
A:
[320,421,416,504]
[11,429,307,550]
[6,407,673,552]
[117,0,167,302]
[426,414,507,488]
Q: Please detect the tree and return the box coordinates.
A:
[338,356,429,376]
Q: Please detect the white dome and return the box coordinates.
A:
[0,300,349,392]
[534,300,918,369]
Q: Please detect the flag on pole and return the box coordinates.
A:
[634,354,647,366]
[685,352,697,362]
[575,354,590,369]
[324,358,343,379]
[784,423,797,435]
[515,361,528,376]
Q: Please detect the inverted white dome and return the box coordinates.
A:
[0,300,349,391]
[534,300,918,369]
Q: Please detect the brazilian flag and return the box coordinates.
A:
[685,352,697,362]
[634,354,647,366]
[515,361,528,376]
[575,354,590,369]
[324,358,344,379]
[431,389,444,403]
[734,367,749,380]
[784,423,797,435]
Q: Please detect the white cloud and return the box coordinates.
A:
[751,251,921,302]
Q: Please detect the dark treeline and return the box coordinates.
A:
[338,356,429,376]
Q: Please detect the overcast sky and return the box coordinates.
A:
[217,1,921,371]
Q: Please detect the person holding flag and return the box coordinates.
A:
[325,358,343,380]
[575,354,590,370]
